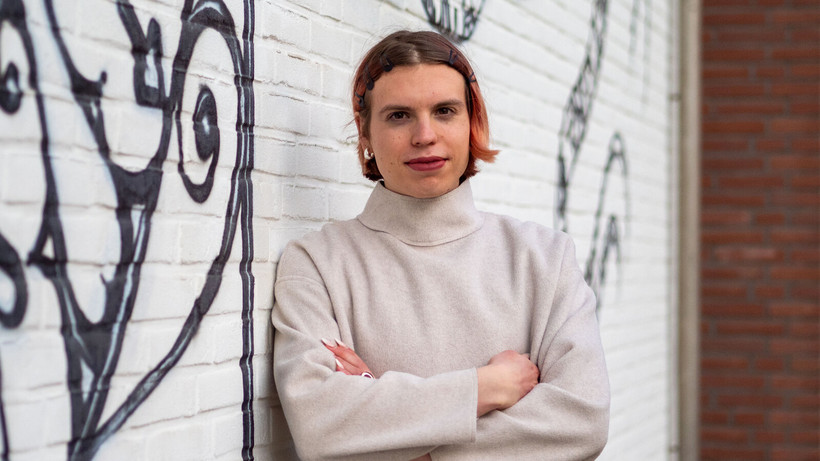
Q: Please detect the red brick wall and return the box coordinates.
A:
[701,1,819,460]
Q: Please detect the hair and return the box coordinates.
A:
[351,30,498,181]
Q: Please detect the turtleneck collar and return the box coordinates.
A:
[357,180,484,246]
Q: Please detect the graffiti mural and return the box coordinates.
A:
[0,0,255,459]
[553,0,654,313]
[422,0,485,41]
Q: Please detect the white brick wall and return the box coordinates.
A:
[0,0,678,459]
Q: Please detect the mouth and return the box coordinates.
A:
[406,156,447,172]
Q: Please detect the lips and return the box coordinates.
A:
[406,156,447,172]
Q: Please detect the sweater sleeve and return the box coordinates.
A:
[431,236,611,461]
[271,243,478,461]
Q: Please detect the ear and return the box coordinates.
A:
[354,112,369,147]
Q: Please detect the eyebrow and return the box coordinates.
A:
[378,99,466,116]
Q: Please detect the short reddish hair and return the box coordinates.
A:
[352,30,498,181]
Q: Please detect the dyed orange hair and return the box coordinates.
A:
[352,30,498,181]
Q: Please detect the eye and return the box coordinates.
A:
[435,106,456,116]
[387,111,409,121]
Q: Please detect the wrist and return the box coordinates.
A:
[476,365,502,417]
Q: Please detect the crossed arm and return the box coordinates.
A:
[272,238,609,460]
[325,339,539,461]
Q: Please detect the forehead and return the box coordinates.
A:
[370,64,466,108]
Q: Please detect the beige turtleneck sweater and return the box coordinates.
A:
[271,180,609,460]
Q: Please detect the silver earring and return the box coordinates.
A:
[363,148,374,160]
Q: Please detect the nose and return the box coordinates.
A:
[411,116,436,146]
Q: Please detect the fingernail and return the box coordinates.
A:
[335,358,344,370]
[337,339,349,348]
[321,338,336,347]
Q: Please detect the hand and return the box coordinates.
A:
[321,338,375,378]
[476,350,539,417]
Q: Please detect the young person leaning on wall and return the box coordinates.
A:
[271,29,610,461]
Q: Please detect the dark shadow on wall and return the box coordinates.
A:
[0,0,256,459]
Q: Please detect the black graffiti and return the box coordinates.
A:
[422,0,485,41]
[553,0,632,314]
[0,0,255,459]
[629,0,652,104]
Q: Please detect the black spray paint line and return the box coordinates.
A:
[629,0,652,105]
[0,0,255,459]
[0,1,48,459]
[583,133,629,313]
[422,0,485,42]
[554,0,609,233]
[553,0,631,315]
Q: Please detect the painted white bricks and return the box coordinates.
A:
[0,0,678,459]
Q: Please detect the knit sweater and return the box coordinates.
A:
[271,180,610,460]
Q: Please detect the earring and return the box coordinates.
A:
[363,148,374,160]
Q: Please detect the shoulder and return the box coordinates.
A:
[481,211,574,253]
[276,218,364,280]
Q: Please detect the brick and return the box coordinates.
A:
[771,83,820,96]
[702,411,730,424]
[701,448,766,460]
[756,66,788,79]
[771,192,820,207]
[701,210,752,225]
[792,101,819,115]
[702,230,765,244]
[791,248,820,262]
[702,139,750,151]
[770,409,820,425]
[771,229,819,243]
[754,212,785,225]
[789,322,820,337]
[791,63,820,78]
[702,266,766,280]
[703,84,765,97]
[701,427,750,443]
[703,120,765,133]
[771,267,820,280]
[754,357,785,371]
[791,175,820,188]
[770,154,820,169]
[792,137,820,151]
[702,157,763,170]
[703,48,767,61]
[702,338,768,354]
[703,284,748,297]
[772,10,820,25]
[702,193,765,207]
[770,302,818,317]
[770,117,820,133]
[703,13,766,25]
[755,430,787,444]
[773,448,820,461]
[734,412,766,426]
[714,102,785,115]
[717,321,786,336]
[718,394,784,408]
[702,356,750,369]
[791,430,820,444]
[754,285,785,298]
[719,175,783,188]
[714,247,783,262]
[702,66,749,79]
[770,338,818,354]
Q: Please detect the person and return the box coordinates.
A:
[271,30,610,460]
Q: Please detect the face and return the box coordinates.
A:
[358,64,471,199]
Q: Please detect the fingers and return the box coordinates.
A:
[321,338,374,378]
